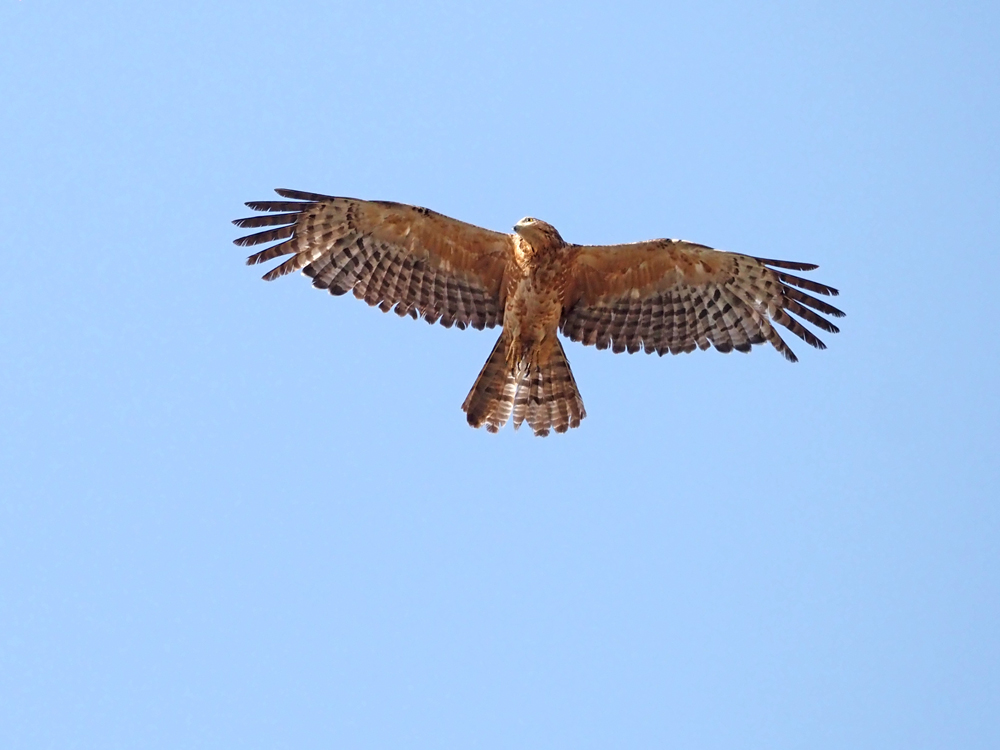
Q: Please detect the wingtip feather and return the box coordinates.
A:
[273,188,333,202]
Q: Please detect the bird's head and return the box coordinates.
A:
[513,217,564,249]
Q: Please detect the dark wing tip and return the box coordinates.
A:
[756,257,820,272]
[273,188,334,202]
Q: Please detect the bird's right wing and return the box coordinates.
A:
[234,189,514,330]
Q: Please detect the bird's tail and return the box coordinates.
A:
[462,335,586,436]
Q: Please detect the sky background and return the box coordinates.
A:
[1,1,998,748]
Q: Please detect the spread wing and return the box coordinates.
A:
[234,189,513,330]
[560,240,844,362]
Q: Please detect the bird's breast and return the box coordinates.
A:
[502,270,565,364]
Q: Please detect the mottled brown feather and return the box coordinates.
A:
[234,189,512,329]
[561,239,843,362]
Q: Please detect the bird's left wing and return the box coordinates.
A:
[561,239,844,362]
[234,189,513,330]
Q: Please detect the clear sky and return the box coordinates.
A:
[2,2,998,748]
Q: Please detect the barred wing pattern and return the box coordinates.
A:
[561,240,843,363]
[234,190,512,330]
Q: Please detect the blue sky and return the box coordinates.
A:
[1,1,998,748]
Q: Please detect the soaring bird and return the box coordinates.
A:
[235,189,843,436]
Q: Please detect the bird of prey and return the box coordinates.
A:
[234,189,843,436]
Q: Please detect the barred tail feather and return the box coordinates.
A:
[523,339,586,436]
[462,336,519,433]
[462,336,586,437]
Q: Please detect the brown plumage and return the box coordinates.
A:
[234,189,844,435]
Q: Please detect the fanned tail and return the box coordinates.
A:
[462,336,586,437]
